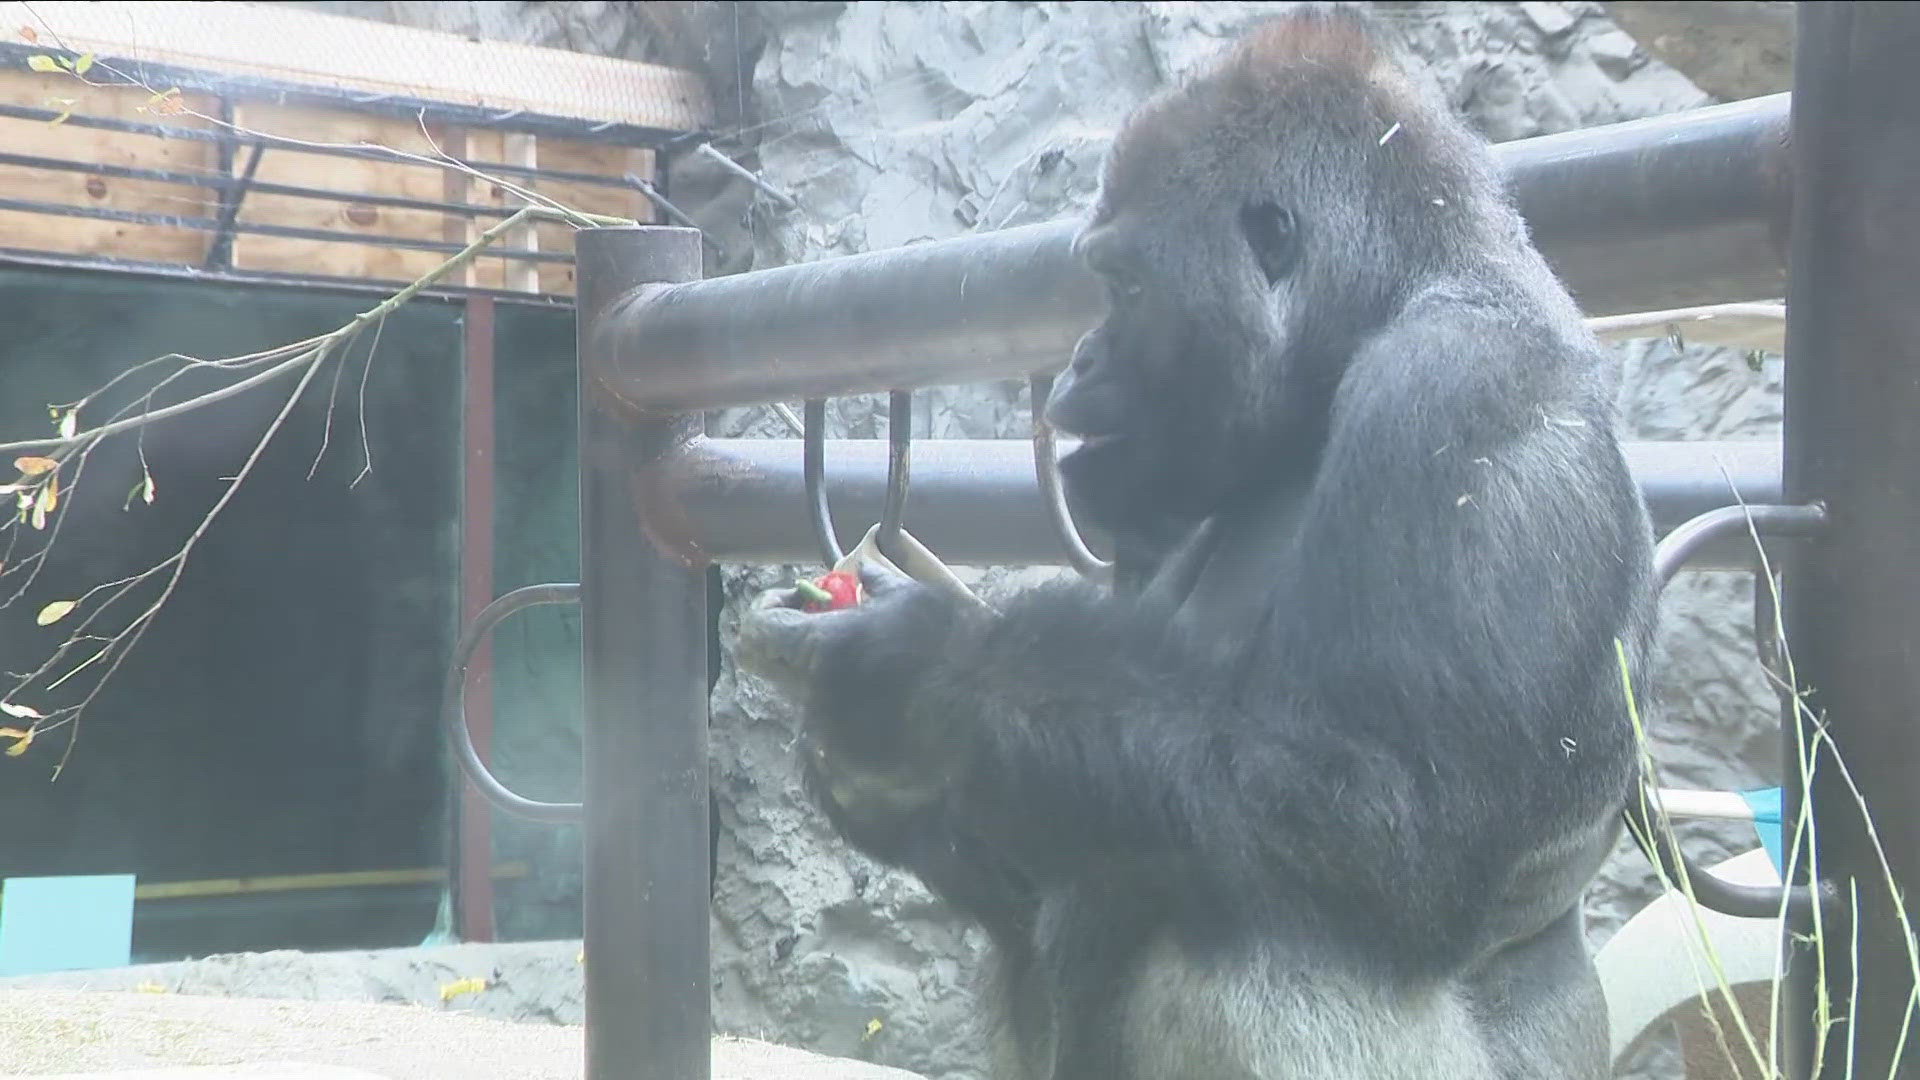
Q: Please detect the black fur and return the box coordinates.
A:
[736,8,1656,1078]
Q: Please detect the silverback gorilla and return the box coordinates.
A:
[736,7,1656,1078]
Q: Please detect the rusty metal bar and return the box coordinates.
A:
[454,295,498,942]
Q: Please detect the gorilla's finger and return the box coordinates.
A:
[732,605,823,691]
[750,585,805,614]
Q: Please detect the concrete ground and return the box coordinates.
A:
[0,942,925,1079]
[0,990,923,1078]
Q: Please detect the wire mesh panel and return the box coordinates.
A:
[0,1,712,298]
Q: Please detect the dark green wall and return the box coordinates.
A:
[487,305,587,941]
[0,267,461,959]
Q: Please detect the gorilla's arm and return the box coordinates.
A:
[756,304,1648,960]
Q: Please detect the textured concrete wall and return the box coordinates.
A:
[299,5,1788,1077]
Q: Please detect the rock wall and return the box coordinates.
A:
[290,4,1789,1078]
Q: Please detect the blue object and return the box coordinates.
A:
[0,874,136,976]
[1741,787,1784,877]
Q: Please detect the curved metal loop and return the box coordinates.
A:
[1653,502,1828,583]
[803,398,845,567]
[879,389,912,562]
[442,583,584,825]
[1623,792,1817,922]
[1629,501,1829,920]
[1029,374,1114,581]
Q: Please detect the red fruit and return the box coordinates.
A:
[808,570,859,611]
[798,569,860,612]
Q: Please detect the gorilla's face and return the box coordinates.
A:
[1045,189,1304,539]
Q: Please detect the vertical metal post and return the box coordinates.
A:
[456,295,498,942]
[1781,5,1920,1077]
[575,225,709,1080]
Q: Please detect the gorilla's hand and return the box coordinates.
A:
[735,563,928,697]
[736,563,985,817]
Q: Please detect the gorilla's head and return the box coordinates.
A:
[1045,4,1515,540]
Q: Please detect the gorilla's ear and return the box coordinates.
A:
[1239,202,1300,286]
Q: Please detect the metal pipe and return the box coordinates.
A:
[802,399,846,566]
[455,294,500,943]
[442,584,585,825]
[1030,374,1115,580]
[591,96,1790,413]
[1501,94,1790,314]
[576,226,710,1080]
[1652,503,1827,582]
[1633,503,1826,922]
[879,390,912,561]
[675,438,1780,569]
[1779,6,1920,1076]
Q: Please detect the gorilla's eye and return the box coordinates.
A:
[1239,201,1300,286]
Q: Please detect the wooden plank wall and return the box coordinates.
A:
[1,78,658,297]
[229,103,654,295]
[0,71,222,264]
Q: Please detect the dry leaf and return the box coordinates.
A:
[36,599,75,626]
[0,701,42,720]
[142,87,184,116]
[38,474,57,515]
[14,456,56,476]
[135,982,168,994]
[29,497,45,531]
[58,409,76,440]
[439,977,487,1002]
[19,26,39,42]
[2,727,33,757]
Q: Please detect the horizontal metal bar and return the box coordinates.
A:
[1501,94,1790,314]
[0,102,646,189]
[0,149,524,219]
[676,438,1782,570]
[0,247,551,302]
[0,245,572,306]
[1654,502,1827,581]
[592,95,1791,413]
[0,196,572,262]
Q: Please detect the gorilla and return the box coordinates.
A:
[735,7,1656,1079]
